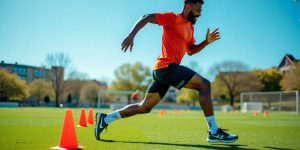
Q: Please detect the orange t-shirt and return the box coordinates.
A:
[153,12,195,70]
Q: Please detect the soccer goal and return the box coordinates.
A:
[97,90,143,109]
[240,91,299,113]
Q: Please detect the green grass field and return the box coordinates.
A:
[0,108,299,150]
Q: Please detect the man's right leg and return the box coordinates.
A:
[94,93,161,140]
[184,73,238,143]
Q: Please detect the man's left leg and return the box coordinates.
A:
[94,76,169,140]
[94,93,161,140]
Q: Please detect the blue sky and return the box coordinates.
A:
[1,0,300,82]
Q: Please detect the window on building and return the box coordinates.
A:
[19,76,26,80]
[285,59,289,65]
[35,69,40,77]
[41,70,45,77]
[14,67,26,75]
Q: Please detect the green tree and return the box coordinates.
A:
[0,69,29,100]
[176,88,198,106]
[29,79,55,105]
[44,96,50,104]
[111,62,151,92]
[254,69,283,92]
[67,93,72,103]
[80,81,100,106]
[281,62,300,91]
[63,80,87,105]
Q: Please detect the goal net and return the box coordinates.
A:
[97,90,143,110]
[240,91,299,113]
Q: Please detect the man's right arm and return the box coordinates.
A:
[129,14,157,37]
[121,14,157,52]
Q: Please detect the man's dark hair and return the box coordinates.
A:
[184,0,204,5]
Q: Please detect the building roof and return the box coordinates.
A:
[277,54,299,69]
[0,61,49,70]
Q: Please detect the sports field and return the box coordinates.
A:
[0,108,299,150]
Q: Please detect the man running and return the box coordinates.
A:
[95,0,238,143]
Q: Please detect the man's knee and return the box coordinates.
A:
[198,78,211,100]
[202,78,211,90]
[193,77,210,92]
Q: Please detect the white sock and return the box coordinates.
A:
[205,116,219,134]
[104,111,121,124]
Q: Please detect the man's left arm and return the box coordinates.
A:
[187,28,220,56]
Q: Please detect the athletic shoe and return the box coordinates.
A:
[207,128,238,143]
[94,112,108,140]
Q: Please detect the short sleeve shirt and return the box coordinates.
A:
[153,12,195,70]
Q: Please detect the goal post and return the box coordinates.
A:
[97,90,143,109]
[240,91,299,113]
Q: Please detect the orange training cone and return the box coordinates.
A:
[87,108,94,125]
[77,108,87,127]
[173,109,178,114]
[252,111,258,117]
[51,109,82,150]
[264,111,269,118]
[159,109,167,116]
[159,110,163,116]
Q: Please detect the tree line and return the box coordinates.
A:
[1,53,299,107]
[177,61,300,107]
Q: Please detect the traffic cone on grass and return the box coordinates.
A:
[159,109,164,116]
[87,108,94,125]
[173,109,178,114]
[252,111,258,117]
[159,109,167,116]
[264,111,269,118]
[51,109,82,150]
[77,108,87,127]
[163,109,167,115]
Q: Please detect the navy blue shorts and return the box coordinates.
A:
[146,63,196,98]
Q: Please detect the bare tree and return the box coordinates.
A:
[45,52,71,107]
[67,67,89,80]
[209,60,261,106]
[45,53,71,68]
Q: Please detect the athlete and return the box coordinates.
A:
[95,0,238,143]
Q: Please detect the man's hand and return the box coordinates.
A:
[206,28,220,44]
[121,33,134,52]
[121,14,157,52]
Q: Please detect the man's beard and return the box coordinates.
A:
[187,11,197,25]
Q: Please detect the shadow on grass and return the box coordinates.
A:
[100,139,257,150]
[264,146,293,150]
